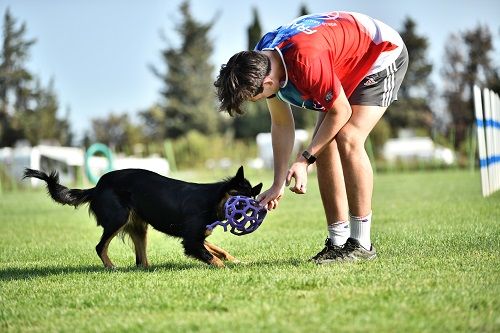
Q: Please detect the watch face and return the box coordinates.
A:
[302,151,316,164]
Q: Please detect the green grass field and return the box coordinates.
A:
[1,169,499,332]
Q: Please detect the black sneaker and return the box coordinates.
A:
[316,237,377,264]
[310,238,343,262]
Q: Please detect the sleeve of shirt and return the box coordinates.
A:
[303,59,342,111]
[254,31,278,51]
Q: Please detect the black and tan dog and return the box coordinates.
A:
[23,166,262,268]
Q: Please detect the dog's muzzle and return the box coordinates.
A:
[206,196,267,236]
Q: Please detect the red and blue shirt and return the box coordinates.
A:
[255,11,404,111]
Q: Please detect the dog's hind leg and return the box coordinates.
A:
[123,211,149,268]
[96,227,124,269]
[204,241,240,263]
[90,189,129,269]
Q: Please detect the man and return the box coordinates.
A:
[214,11,408,263]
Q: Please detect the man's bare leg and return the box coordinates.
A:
[336,104,387,250]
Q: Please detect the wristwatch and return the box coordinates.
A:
[301,150,317,164]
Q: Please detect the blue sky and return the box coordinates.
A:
[1,0,499,141]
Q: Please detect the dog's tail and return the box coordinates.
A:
[23,168,94,208]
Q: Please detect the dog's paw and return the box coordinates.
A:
[209,256,225,268]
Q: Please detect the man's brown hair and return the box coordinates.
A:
[214,51,271,116]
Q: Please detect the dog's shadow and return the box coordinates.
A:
[0,262,200,281]
[0,258,308,281]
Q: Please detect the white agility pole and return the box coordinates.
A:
[474,85,500,197]
[474,85,489,196]
[484,88,494,194]
[491,90,500,193]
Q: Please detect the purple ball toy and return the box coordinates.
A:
[206,195,268,236]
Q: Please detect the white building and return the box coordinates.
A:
[0,145,169,187]
[382,137,455,165]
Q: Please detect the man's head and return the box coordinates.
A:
[214,51,271,116]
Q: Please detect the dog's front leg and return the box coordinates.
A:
[183,238,225,268]
[204,241,240,263]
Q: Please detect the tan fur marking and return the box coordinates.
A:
[208,255,225,267]
[204,241,240,263]
[205,245,219,258]
[216,192,233,220]
[123,210,150,267]
[99,228,124,268]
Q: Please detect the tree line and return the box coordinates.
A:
[0,9,71,147]
[1,1,499,157]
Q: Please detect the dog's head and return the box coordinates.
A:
[211,166,263,232]
[224,166,262,198]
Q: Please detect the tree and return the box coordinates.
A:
[384,17,434,137]
[151,1,220,139]
[232,7,270,139]
[0,8,72,147]
[14,78,72,145]
[0,8,35,146]
[139,103,166,142]
[247,7,262,52]
[442,24,498,148]
[298,3,309,16]
[486,70,500,95]
[91,113,143,152]
[441,33,468,146]
[463,25,495,92]
[398,18,434,100]
[234,5,316,140]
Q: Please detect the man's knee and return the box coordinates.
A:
[337,127,366,155]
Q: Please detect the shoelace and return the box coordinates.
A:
[323,245,344,260]
[311,238,333,260]
[342,240,356,252]
[314,238,345,260]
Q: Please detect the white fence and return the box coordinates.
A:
[473,85,500,197]
[0,145,169,187]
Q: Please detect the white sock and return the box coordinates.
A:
[349,212,372,250]
[327,221,350,246]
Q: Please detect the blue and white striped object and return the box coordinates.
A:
[474,86,500,197]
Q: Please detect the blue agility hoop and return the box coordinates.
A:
[207,195,268,236]
[84,143,114,184]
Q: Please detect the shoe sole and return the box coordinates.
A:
[315,252,377,264]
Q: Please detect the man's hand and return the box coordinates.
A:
[257,185,284,210]
[286,161,309,194]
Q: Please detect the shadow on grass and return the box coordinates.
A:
[0,258,312,281]
[0,261,203,281]
[229,257,309,268]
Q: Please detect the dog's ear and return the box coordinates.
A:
[252,183,263,196]
[235,166,244,180]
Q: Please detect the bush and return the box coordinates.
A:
[171,130,257,169]
[0,164,17,192]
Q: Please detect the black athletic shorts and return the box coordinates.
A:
[349,44,409,107]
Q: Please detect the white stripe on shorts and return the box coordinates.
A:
[382,63,396,107]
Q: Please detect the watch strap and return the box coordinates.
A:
[302,150,317,164]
